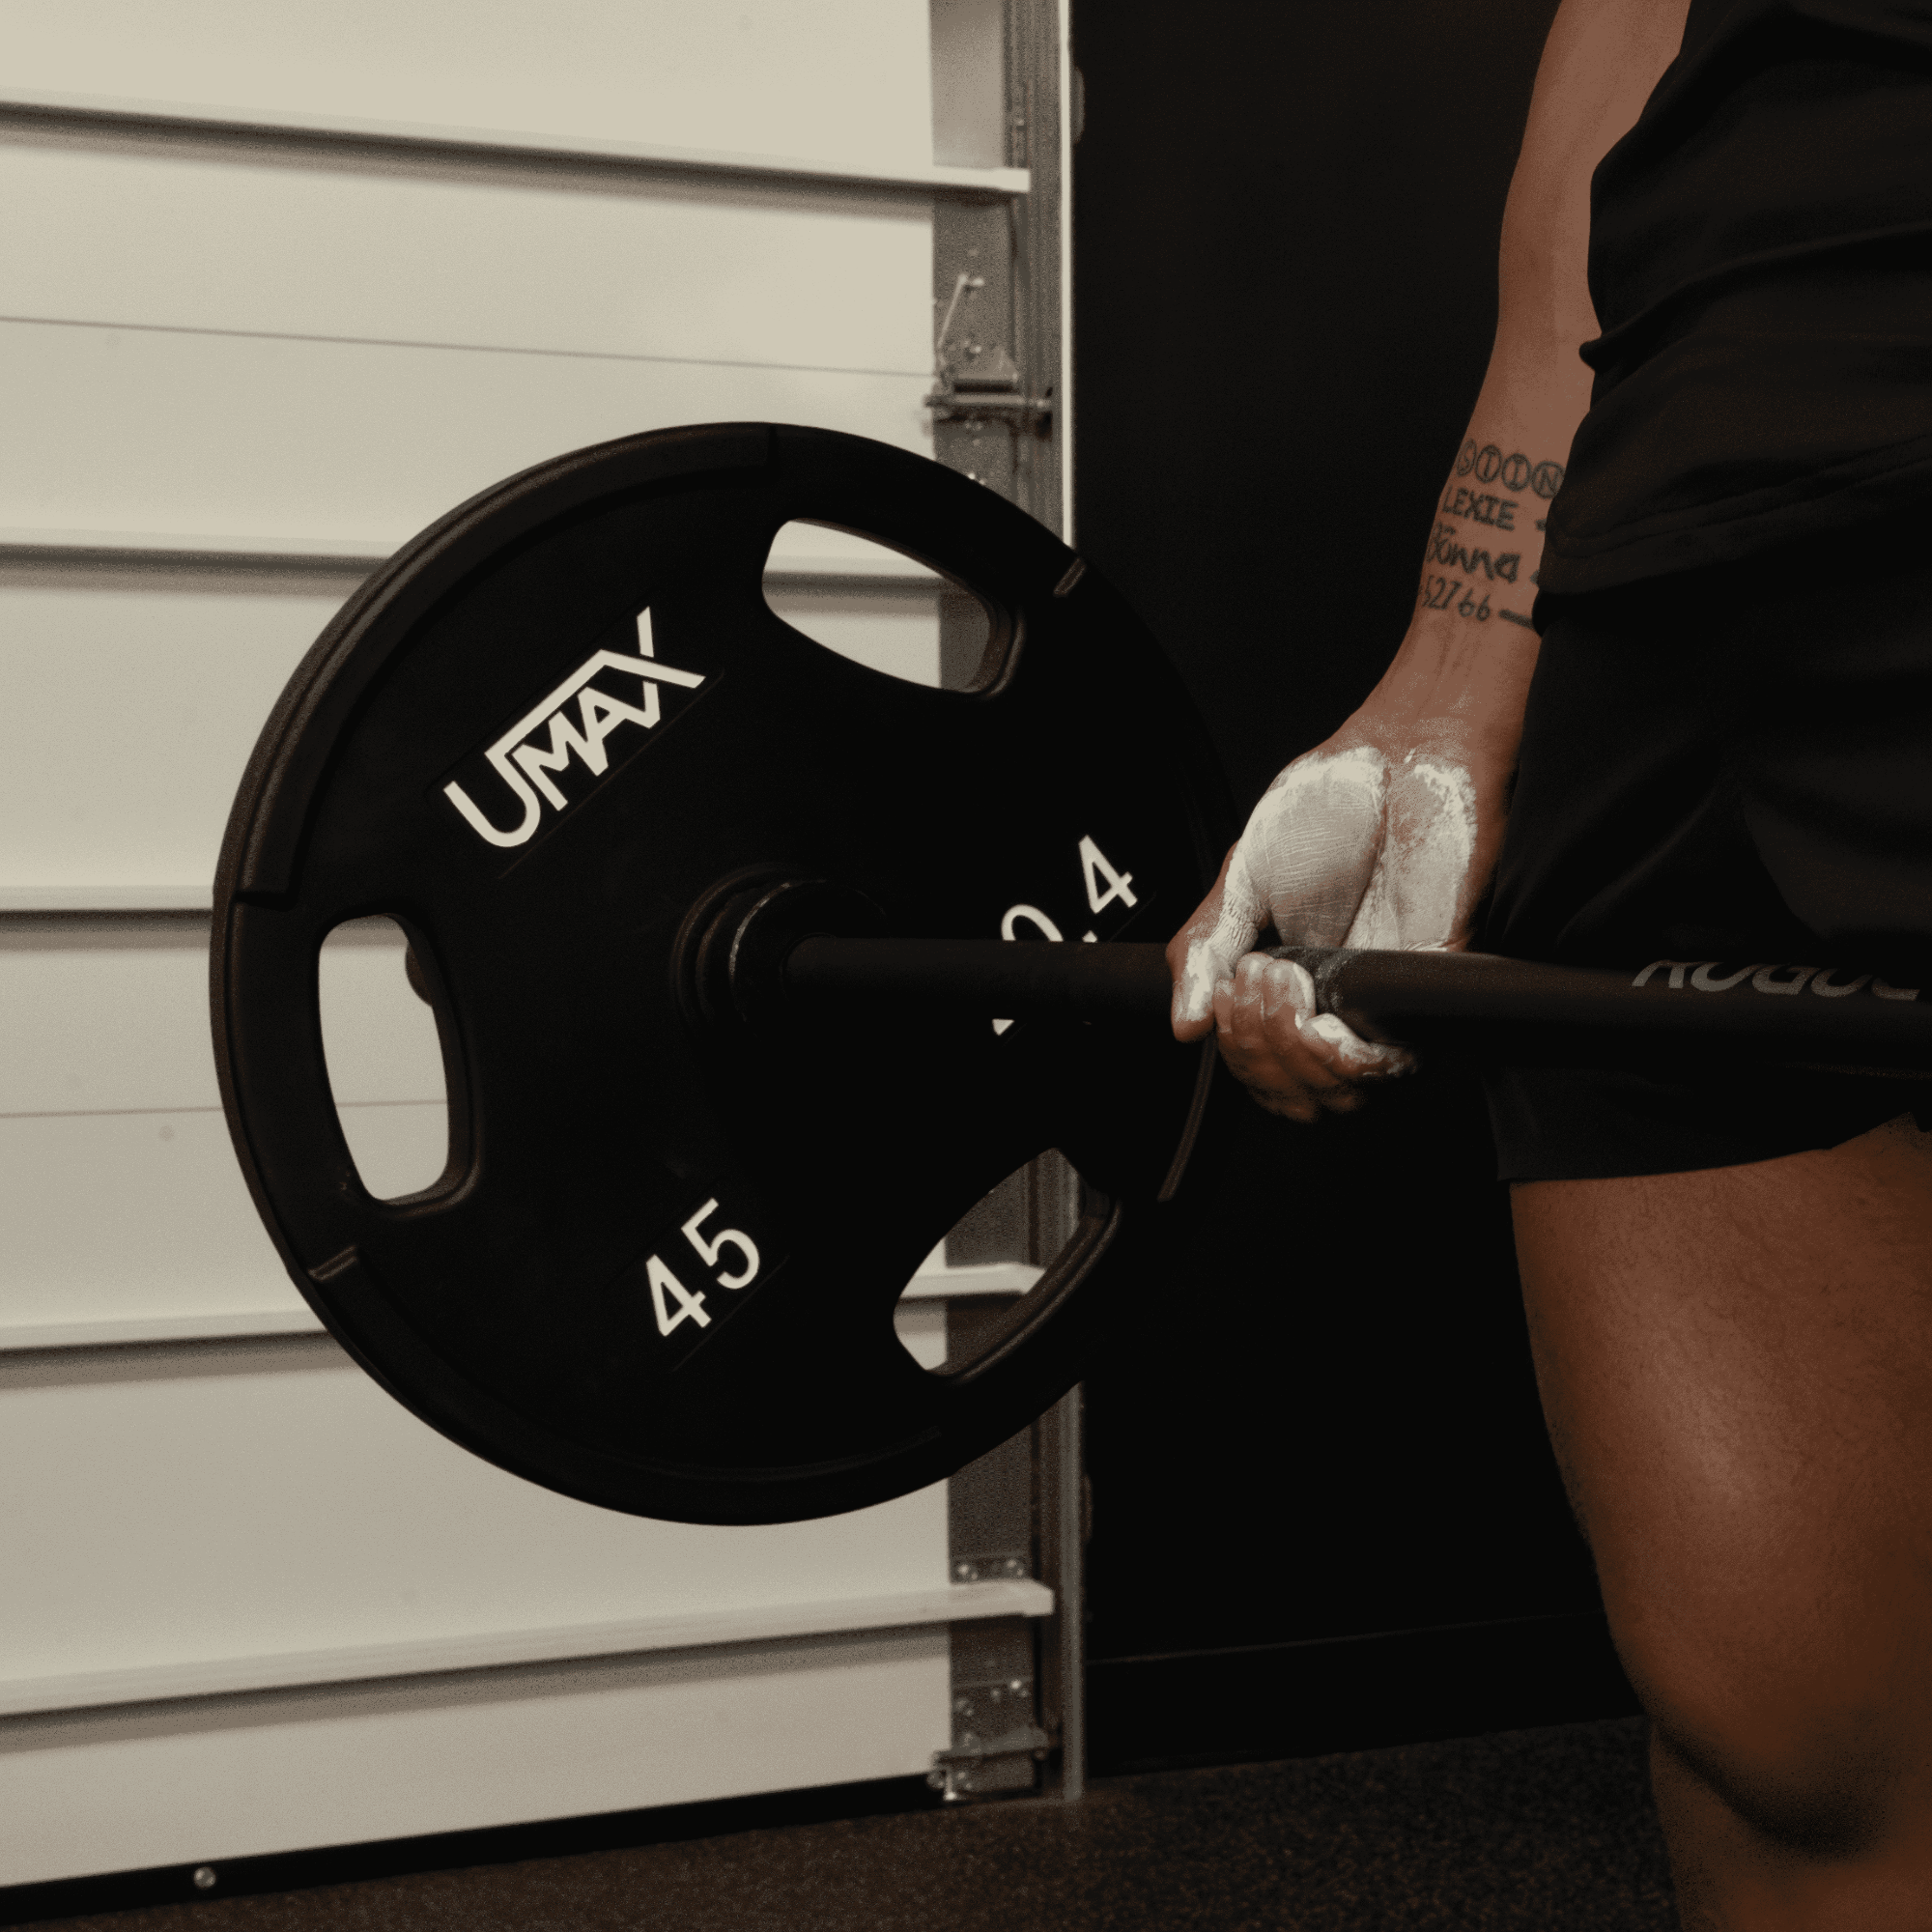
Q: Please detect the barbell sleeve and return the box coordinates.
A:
[783,936,1174,1018]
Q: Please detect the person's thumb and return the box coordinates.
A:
[1171,847,1267,1036]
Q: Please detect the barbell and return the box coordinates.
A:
[210,423,1932,1526]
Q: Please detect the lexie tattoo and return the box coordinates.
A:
[1423,446,1565,630]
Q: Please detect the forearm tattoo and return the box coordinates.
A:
[1415,440,1564,630]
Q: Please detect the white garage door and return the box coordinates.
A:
[0,0,1068,1888]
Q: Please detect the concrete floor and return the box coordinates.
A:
[30,1717,1678,1932]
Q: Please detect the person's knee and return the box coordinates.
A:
[1641,1663,1916,1857]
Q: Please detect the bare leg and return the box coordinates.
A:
[1512,1115,1932,1931]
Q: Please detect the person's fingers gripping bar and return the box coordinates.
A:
[1216,953,1409,1119]
[1170,845,1268,1036]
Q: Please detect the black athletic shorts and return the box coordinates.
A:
[1478,503,1932,1182]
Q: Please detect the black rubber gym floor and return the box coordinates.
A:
[30,1717,1676,1932]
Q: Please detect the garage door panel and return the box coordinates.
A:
[1,1327,949,1688]
[0,0,1034,1869]
[0,572,331,896]
[0,925,224,1115]
[0,1628,951,1888]
[0,136,932,373]
[1,0,936,171]
[0,322,932,545]
[0,1110,300,1335]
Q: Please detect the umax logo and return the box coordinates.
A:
[443,610,703,848]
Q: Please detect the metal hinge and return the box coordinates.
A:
[925,272,1052,433]
[925,342,1053,431]
[927,1672,1052,1802]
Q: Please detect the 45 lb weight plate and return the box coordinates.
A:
[213,424,1231,1523]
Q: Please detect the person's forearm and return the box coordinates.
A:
[1339,0,1691,777]
[1349,343,1594,774]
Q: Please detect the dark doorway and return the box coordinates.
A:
[1068,0,1637,1775]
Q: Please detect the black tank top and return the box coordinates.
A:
[1538,0,1932,598]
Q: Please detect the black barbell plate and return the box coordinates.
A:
[213,423,1232,1525]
